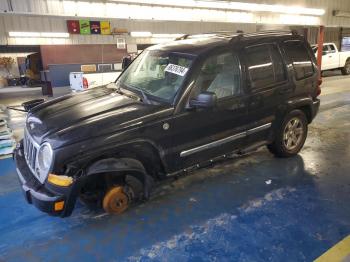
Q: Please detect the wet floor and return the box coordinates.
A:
[0,79,349,261]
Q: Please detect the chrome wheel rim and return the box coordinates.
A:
[283,117,304,151]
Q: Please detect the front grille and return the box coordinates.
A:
[23,128,39,179]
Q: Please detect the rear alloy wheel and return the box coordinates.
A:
[103,186,129,214]
[341,60,350,75]
[267,110,308,157]
[283,117,304,151]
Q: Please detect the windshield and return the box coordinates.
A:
[116,50,194,103]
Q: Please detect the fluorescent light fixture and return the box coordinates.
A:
[9,32,41,37]
[9,31,69,38]
[151,38,174,44]
[40,32,69,38]
[110,0,325,16]
[152,33,184,38]
[279,14,320,25]
[130,31,152,37]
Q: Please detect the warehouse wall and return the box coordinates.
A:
[0,0,348,46]
[0,14,258,46]
[40,44,127,69]
[1,0,350,26]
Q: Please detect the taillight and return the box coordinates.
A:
[83,77,88,89]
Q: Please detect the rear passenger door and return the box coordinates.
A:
[242,43,290,144]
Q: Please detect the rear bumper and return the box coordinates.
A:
[14,143,76,217]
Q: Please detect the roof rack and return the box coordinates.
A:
[175,31,237,41]
[229,30,298,43]
[174,30,298,42]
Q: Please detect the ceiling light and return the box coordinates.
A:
[109,0,325,16]
[40,32,69,38]
[9,31,69,38]
[152,33,184,38]
[130,31,152,37]
[9,32,41,37]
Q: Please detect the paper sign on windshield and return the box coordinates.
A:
[164,64,188,76]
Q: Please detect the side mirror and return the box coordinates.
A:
[322,51,327,56]
[189,91,217,108]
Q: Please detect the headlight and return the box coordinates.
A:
[37,142,53,177]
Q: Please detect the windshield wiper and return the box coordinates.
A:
[137,89,151,104]
[123,84,151,104]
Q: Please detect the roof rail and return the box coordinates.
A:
[229,30,298,44]
[242,30,296,36]
[174,30,298,42]
[175,34,190,41]
[175,31,238,41]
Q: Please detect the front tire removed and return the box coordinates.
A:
[103,186,129,214]
[268,110,308,158]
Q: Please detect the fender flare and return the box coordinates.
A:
[85,158,154,199]
[286,97,313,109]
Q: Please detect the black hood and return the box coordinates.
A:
[26,87,173,148]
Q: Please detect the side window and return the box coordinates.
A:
[193,52,241,99]
[323,45,329,52]
[283,40,314,80]
[245,44,286,89]
[329,44,336,53]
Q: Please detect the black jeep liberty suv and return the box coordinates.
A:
[15,31,320,217]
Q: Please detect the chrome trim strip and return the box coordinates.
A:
[246,123,272,135]
[180,132,245,157]
[180,122,272,157]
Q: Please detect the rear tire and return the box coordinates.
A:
[267,110,308,158]
[341,59,350,75]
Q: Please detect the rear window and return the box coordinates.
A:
[245,44,286,89]
[283,40,314,80]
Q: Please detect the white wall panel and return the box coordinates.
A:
[0,0,349,45]
[2,0,349,26]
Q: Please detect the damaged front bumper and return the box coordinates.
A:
[14,142,77,217]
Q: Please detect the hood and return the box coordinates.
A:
[26,87,172,147]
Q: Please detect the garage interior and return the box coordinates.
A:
[0,0,350,261]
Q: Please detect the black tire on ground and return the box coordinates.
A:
[267,110,308,158]
[341,59,350,75]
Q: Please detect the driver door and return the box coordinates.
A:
[168,51,251,170]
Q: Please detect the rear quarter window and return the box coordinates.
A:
[245,44,286,90]
[283,40,314,80]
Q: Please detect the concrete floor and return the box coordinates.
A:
[0,74,349,261]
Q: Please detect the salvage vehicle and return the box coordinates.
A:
[312,42,350,74]
[14,31,320,217]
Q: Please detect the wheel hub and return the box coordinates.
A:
[103,186,129,214]
[283,117,304,150]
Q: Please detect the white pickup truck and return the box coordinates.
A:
[70,71,122,92]
[312,43,350,75]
